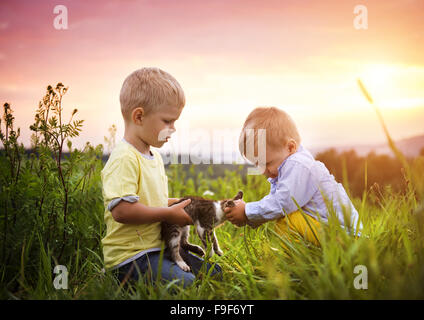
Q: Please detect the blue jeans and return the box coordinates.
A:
[114,248,223,288]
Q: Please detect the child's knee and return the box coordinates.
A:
[176,271,196,288]
[276,211,322,246]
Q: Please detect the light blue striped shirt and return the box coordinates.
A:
[245,145,362,234]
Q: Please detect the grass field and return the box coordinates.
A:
[1,155,424,300]
[1,83,424,300]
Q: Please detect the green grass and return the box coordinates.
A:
[1,83,424,300]
[1,163,423,300]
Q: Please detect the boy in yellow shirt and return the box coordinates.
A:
[101,67,222,287]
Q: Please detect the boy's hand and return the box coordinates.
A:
[224,200,248,227]
[167,199,193,226]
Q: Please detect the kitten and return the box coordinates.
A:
[161,191,243,272]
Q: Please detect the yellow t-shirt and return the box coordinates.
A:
[101,140,168,269]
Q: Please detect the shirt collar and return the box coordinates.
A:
[122,138,154,159]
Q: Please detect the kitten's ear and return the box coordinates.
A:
[233,191,243,200]
[225,200,235,208]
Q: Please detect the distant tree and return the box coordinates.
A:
[316,148,408,198]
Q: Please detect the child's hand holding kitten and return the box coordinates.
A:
[224,200,248,227]
[167,199,193,226]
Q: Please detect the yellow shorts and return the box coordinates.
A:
[275,210,322,247]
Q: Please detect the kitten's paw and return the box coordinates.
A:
[194,246,205,257]
[216,249,223,256]
[176,260,191,272]
[186,244,205,256]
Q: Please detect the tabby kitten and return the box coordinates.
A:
[161,191,243,272]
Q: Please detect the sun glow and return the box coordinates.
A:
[359,64,396,90]
[357,64,424,110]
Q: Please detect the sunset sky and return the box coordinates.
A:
[1,0,424,154]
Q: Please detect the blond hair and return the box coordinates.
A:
[119,67,185,121]
[239,107,301,156]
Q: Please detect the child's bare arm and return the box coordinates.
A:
[111,199,193,226]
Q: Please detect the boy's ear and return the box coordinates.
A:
[287,139,297,154]
[132,107,145,124]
